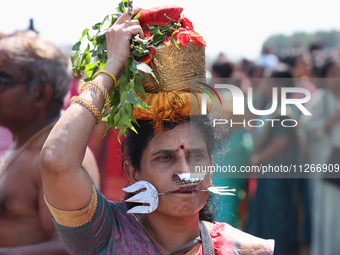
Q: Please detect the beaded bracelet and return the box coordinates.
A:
[93,70,119,88]
[81,81,111,115]
[70,96,102,124]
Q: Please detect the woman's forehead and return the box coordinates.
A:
[146,123,207,151]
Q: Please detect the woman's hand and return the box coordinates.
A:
[105,7,144,76]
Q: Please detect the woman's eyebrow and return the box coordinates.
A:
[152,147,207,156]
[151,148,179,156]
[189,148,206,153]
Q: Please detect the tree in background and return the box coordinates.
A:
[263,30,340,54]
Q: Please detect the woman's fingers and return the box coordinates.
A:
[114,20,144,39]
[125,24,144,39]
[132,7,143,17]
[122,19,141,28]
[116,7,143,24]
[130,20,140,26]
[104,7,144,73]
[116,12,129,24]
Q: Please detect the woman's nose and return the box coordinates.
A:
[174,156,190,174]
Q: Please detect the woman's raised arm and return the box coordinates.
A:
[40,8,143,211]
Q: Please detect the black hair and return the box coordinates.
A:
[212,61,234,78]
[121,115,226,222]
[279,49,305,68]
[319,60,337,78]
[309,42,323,52]
[248,65,265,78]
[270,66,295,88]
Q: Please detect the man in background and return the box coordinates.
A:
[0,31,99,254]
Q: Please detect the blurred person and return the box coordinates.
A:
[0,34,14,170]
[289,52,313,79]
[248,65,266,112]
[210,57,253,227]
[249,65,265,80]
[211,96,254,227]
[309,42,324,81]
[283,51,318,98]
[210,58,253,94]
[215,52,229,63]
[300,60,340,255]
[210,60,234,79]
[256,45,278,71]
[240,58,255,77]
[0,31,100,254]
[247,68,311,255]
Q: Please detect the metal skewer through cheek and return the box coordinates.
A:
[157,174,237,196]
[157,187,237,196]
[123,174,236,214]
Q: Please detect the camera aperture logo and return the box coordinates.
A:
[199,84,312,128]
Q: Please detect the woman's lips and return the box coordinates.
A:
[172,174,202,190]
[170,189,196,194]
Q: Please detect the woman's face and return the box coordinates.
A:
[130,123,212,217]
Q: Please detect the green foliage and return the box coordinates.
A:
[71,2,183,140]
[263,30,340,53]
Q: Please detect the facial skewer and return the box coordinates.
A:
[123,173,236,214]
[159,173,236,195]
[157,187,236,196]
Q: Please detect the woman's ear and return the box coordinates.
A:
[124,160,141,184]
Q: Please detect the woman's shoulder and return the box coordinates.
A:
[205,221,275,255]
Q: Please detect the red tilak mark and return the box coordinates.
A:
[180,145,184,149]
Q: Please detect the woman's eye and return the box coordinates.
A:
[189,153,203,160]
[156,155,172,161]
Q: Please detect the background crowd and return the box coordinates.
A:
[207,42,340,255]
[1,23,340,255]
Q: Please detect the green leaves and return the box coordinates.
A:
[133,10,142,20]
[81,29,89,40]
[71,1,184,140]
[171,33,182,51]
[147,24,180,45]
[118,0,129,12]
[71,41,81,64]
[127,89,150,109]
[134,77,147,98]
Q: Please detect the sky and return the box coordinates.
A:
[2,0,340,62]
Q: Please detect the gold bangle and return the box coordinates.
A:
[69,96,102,124]
[93,70,119,88]
[81,81,111,115]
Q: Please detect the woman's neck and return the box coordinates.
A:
[140,212,201,254]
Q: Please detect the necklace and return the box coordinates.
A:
[0,122,56,180]
[132,213,164,253]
